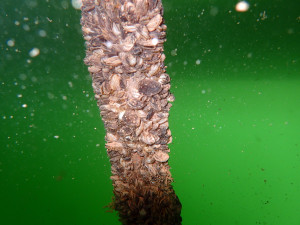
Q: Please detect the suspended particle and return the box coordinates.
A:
[71,0,82,10]
[23,24,30,31]
[38,29,47,37]
[29,48,40,57]
[170,48,177,56]
[235,1,250,12]
[6,39,15,47]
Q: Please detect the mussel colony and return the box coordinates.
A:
[81,0,181,224]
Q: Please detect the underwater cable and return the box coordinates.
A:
[80,0,181,224]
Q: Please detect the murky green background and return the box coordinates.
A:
[1,0,299,224]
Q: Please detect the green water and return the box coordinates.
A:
[1,0,299,224]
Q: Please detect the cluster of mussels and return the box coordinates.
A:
[81,0,181,224]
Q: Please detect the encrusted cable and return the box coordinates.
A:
[81,1,181,224]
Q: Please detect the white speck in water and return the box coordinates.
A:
[201,90,206,94]
[62,95,67,100]
[287,28,294,35]
[73,74,79,79]
[62,104,68,110]
[22,104,28,108]
[235,1,250,12]
[7,39,15,47]
[38,29,47,37]
[170,48,177,56]
[210,6,219,16]
[25,0,37,8]
[15,21,20,26]
[105,41,112,48]
[46,17,53,23]
[259,11,268,20]
[29,48,40,57]
[47,92,55,100]
[61,0,69,9]
[71,0,82,10]
[151,38,158,46]
[17,94,23,98]
[31,76,38,82]
[23,24,30,31]
[54,135,59,139]
[68,81,73,88]
[19,74,27,81]
[196,59,201,65]
[183,61,188,65]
